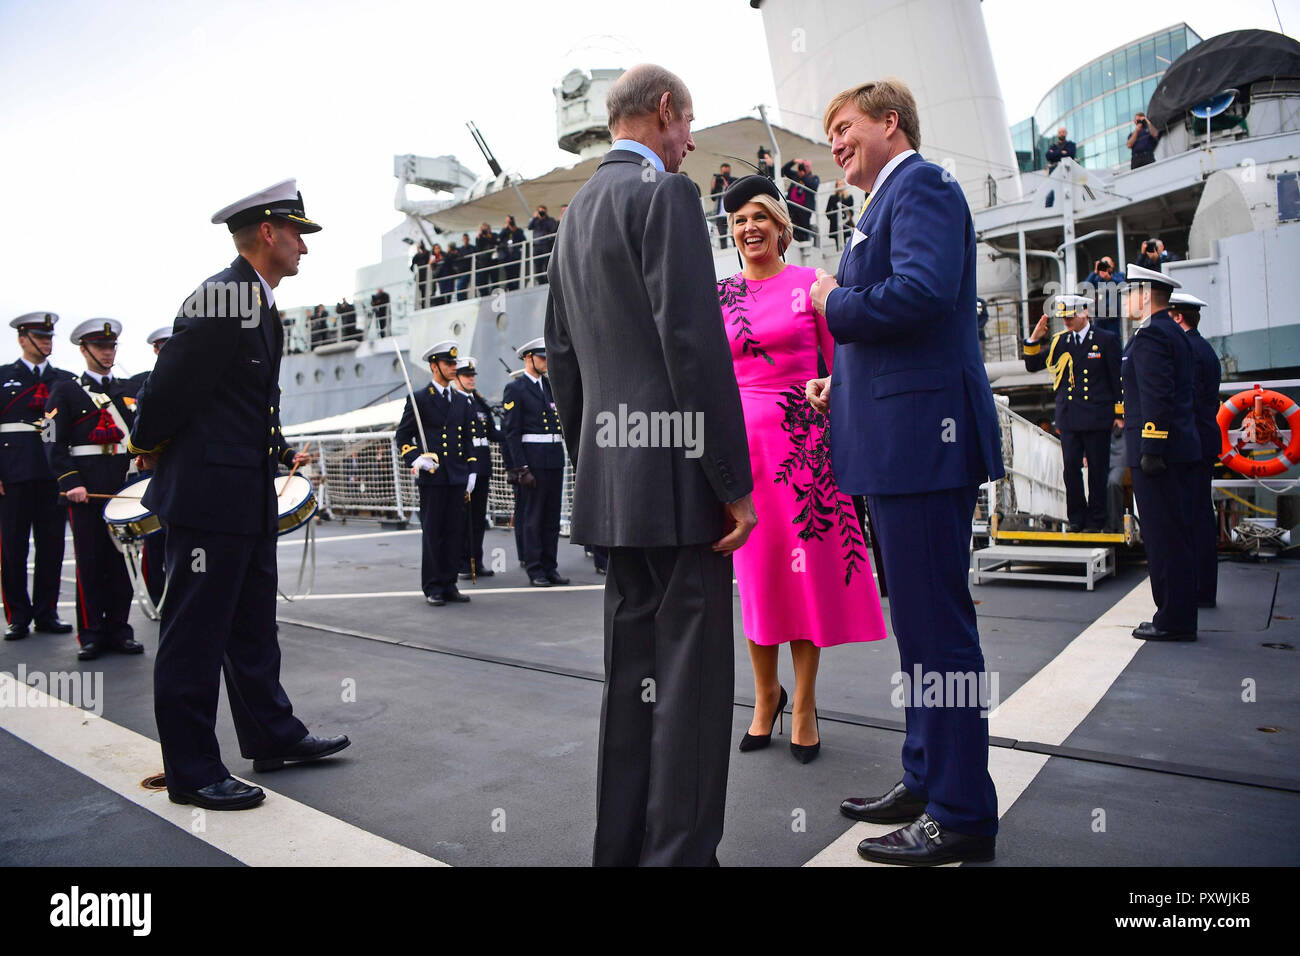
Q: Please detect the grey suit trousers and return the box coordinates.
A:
[593,543,735,866]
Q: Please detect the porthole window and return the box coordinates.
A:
[334,366,344,380]
[295,372,304,386]
[354,363,364,378]
[314,369,323,383]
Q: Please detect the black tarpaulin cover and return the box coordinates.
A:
[1147,30,1300,129]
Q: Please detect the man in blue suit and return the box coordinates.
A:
[806,79,1004,865]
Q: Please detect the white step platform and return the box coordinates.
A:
[970,544,1116,591]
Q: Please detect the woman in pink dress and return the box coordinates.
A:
[717,176,887,763]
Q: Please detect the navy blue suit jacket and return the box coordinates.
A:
[1120,311,1200,467]
[129,256,296,535]
[825,153,1004,495]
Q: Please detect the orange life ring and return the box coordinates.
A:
[1217,385,1300,478]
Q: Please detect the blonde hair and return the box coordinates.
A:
[822,77,921,150]
[727,192,795,255]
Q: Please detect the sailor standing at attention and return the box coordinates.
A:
[1121,263,1201,641]
[453,355,499,578]
[396,340,477,605]
[1023,294,1124,532]
[129,180,349,811]
[502,338,568,587]
[1,312,75,641]
[1168,291,1221,609]
[124,326,173,608]
[43,319,142,660]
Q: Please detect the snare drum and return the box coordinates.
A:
[103,474,161,543]
[275,474,317,535]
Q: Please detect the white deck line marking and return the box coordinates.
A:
[30,528,423,571]
[804,576,1155,866]
[53,583,609,610]
[277,528,423,547]
[0,672,445,867]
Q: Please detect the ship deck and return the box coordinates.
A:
[3,519,1298,869]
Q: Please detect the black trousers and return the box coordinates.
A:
[594,543,735,866]
[418,483,467,597]
[1192,459,1218,606]
[1061,428,1111,528]
[67,500,133,647]
[459,471,489,573]
[1132,462,1199,633]
[153,525,307,791]
[141,529,167,607]
[0,478,65,627]
[517,467,561,578]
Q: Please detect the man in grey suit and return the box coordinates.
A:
[545,64,757,866]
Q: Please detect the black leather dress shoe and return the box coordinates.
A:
[857,813,995,866]
[114,638,145,655]
[77,641,102,661]
[4,623,29,641]
[545,572,570,585]
[253,733,350,772]
[841,781,928,823]
[529,577,552,587]
[444,587,470,603]
[169,776,265,811]
[1132,620,1197,642]
[427,593,446,606]
[34,618,73,634]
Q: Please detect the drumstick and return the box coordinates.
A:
[60,492,137,500]
[278,442,310,502]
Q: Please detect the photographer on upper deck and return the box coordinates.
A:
[1127,112,1160,169]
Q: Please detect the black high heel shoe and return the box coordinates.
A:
[790,708,820,764]
[739,686,788,752]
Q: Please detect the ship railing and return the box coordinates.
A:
[701,178,858,254]
[283,427,575,537]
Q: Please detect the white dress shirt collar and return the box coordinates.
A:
[870,148,918,198]
[252,266,275,308]
[83,369,110,385]
[20,358,46,376]
[611,139,665,172]
[523,369,542,387]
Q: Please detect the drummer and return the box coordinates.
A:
[126,326,172,606]
[43,319,143,660]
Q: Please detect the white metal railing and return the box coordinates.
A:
[287,427,574,536]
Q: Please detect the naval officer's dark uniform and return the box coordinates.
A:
[502,372,565,582]
[130,255,313,793]
[396,381,477,601]
[1024,319,1123,530]
[122,369,166,606]
[1,358,74,635]
[1122,309,1201,636]
[1186,326,1222,606]
[459,388,499,576]
[43,370,137,654]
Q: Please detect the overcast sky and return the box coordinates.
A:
[1,0,1293,374]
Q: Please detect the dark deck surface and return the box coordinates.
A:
[3,520,1297,867]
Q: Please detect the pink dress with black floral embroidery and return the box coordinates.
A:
[717,264,887,647]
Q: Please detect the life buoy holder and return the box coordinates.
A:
[1217,385,1300,478]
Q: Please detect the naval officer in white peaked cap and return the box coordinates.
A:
[128,179,348,811]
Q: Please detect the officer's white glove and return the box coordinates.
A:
[411,453,439,475]
[466,472,477,495]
